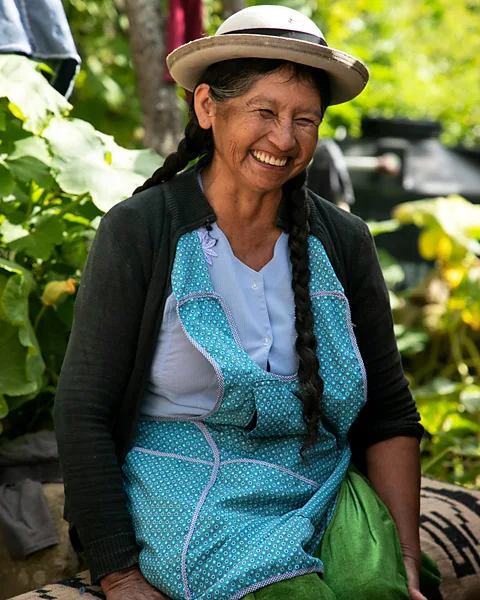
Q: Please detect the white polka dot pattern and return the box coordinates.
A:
[122,231,367,600]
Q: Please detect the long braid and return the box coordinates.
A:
[287,171,325,452]
[133,115,212,195]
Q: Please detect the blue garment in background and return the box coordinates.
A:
[0,0,81,97]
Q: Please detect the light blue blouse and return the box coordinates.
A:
[140,222,297,418]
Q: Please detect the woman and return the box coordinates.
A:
[55,6,434,600]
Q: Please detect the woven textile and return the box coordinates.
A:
[8,572,104,600]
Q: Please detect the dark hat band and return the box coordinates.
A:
[224,28,328,47]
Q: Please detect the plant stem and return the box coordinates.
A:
[415,335,441,384]
[450,331,470,381]
[56,193,89,219]
[462,335,480,378]
[422,446,455,474]
[34,305,47,331]
[439,359,477,379]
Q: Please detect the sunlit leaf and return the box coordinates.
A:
[459,385,480,414]
[367,219,401,237]
[43,117,161,212]
[394,196,480,257]
[0,55,71,133]
[6,136,53,188]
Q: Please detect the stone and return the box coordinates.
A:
[0,483,80,600]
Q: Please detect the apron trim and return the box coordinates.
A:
[222,459,321,489]
[311,290,368,406]
[182,422,221,600]
[131,447,214,466]
[178,291,298,383]
[178,291,244,348]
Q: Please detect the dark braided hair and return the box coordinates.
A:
[286,170,325,453]
[134,58,331,452]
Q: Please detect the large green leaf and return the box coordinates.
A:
[0,55,72,134]
[43,117,161,212]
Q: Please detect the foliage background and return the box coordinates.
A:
[0,0,479,487]
[62,0,480,148]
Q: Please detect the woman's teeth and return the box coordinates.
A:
[251,150,288,167]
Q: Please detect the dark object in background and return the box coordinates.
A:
[309,138,355,212]
[309,118,480,287]
[0,431,61,559]
[0,0,81,97]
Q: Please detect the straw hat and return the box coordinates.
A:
[166,5,369,105]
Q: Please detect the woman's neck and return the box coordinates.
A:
[199,161,284,271]
[200,161,282,231]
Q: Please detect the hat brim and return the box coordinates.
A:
[167,34,369,105]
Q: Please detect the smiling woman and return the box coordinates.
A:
[54,5,439,600]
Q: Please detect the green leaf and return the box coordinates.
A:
[377,249,405,288]
[0,220,29,243]
[0,55,72,134]
[367,219,401,237]
[8,216,65,261]
[459,385,480,414]
[43,117,161,212]
[7,136,53,188]
[0,395,8,419]
[0,161,14,197]
[413,377,465,401]
[6,392,37,413]
[0,320,40,396]
[394,196,480,257]
[0,257,34,285]
[0,270,44,397]
[394,327,428,356]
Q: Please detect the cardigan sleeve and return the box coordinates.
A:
[347,224,424,451]
[54,213,145,582]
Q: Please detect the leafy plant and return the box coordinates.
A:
[370,195,480,486]
[0,55,161,438]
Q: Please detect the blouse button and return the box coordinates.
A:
[252,281,259,290]
[263,337,271,345]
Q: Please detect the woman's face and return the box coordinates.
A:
[195,68,323,194]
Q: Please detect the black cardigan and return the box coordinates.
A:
[54,167,423,583]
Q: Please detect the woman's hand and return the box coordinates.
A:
[100,565,172,600]
[403,555,428,600]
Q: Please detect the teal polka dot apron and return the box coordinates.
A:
[123,231,367,600]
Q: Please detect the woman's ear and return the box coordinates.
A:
[194,84,215,130]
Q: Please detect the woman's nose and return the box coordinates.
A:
[269,120,297,152]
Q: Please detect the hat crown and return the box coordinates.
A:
[216,5,324,39]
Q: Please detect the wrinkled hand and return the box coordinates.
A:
[101,565,172,600]
[403,556,428,600]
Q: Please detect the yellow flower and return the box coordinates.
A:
[41,279,76,306]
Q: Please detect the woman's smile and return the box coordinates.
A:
[250,149,290,168]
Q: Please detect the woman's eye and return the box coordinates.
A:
[296,118,317,126]
[259,109,275,118]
